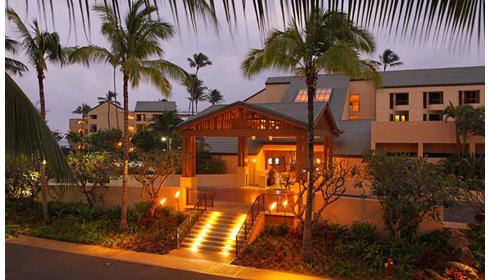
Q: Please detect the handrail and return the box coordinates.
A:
[175,190,214,248]
[235,194,265,256]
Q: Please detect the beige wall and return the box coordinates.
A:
[342,80,377,120]
[246,84,289,104]
[376,84,484,122]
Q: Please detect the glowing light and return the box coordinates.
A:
[282,200,288,208]
[251,136,256,140]
[269,202,277,212]
[159,198,167,206]
[252,158,257,163]
[117,142,123,147]
[268,136,273,141]
[41,159,47,165]
[190,211,221,252]
[274,158,280,165]
[267,158,273,165]
[316,158,321,164]
[175,191,180,199]
[221,214,247,255]
[161,137,167,142]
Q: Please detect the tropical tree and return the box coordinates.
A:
[183,74,208,113]
[69,0,187,230]
[444,102,485,153]
[373,49,403,71]
[5,36,28,76]
[72,103,92,149]
[98,90,121,129]
[241,9,377,261]
[7,8,69,223]
[207,89,224,105]
[187,52,212,114]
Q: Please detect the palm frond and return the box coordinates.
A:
[6,57,29,76]
[69,45,113,66]
[6,73,73,182]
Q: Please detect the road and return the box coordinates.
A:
[6,243,236,280]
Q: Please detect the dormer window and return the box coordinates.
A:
[294,88,331,102]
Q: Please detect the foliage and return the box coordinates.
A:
[444,103,485,146]
[372,49,403,71]
[87,129,123,152]
[132,111,183,152]
[6,201,184,254]
[195,138,226,174]
[441,154,485,224]
[187,52,212,114]
[72,103,92,117]
[6,157,41,202]
[5,36,28,76]
[131,150,181,216]
[358,150,458,240]
[67,152,115,207]
[207,89,224,105]
[466,224,485,271]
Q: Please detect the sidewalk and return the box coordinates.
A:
[6,236,329,280]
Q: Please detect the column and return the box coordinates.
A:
[180,135,197,206]
[417,142,424,157]
[236,137,249,187]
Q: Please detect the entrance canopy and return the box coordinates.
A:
[177,101,339,178]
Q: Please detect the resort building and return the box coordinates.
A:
[177,66,485,190]
[68,100,191,148]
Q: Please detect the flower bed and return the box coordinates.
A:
[6,199,184,254]
[234,222,483,280]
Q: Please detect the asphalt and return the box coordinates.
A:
[6,243,235,280]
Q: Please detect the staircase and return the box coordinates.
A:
[180,210,247,254]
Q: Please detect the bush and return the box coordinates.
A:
[6,157,40,202]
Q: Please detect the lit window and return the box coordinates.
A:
[349,115,360,120]
[128,126,135,132]
[392,111,409,122]
[349,94,360,112]
[295,88,332,103]
[77,120,86,125]
[128,115,135,120]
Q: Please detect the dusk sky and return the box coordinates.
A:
[6,1,484,137]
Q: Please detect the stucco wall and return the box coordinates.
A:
[246,84,289,104]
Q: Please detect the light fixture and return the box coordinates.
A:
[175,191,180,199]
[274,158,280,165]
[252,158,257,163]
[316,158,321,164]
[269,202,277,212]
[282,200,288,208]
[41,159,47,165]
[268,136,273,141]
[160,198,167,206]
[267,158,273,165]
[161,136,167,142]
[251,136,256,140]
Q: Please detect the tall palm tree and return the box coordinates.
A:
[242,9,377,261]
[72,103,92,149]
[207,89,224,105]
[98,90,121,129]
[374,49,403,71]
[6,36,28,76]
[7,8,69,223]
[183,74,208,113]
[187,52,212,114]
[444,102,485,154]
[70,0,187,230]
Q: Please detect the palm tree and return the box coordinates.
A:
[183,74,208,113]
[72,103,92,149]
[207,89,224,105]
[242,9,377,261]
[374,49,403,71]
[70,0,187,230]
[6,36,28,76]
[187,52,212,114]
[7,8,69,223]
[98,90,121,129]
[444,102,485,154]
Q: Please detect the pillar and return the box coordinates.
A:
[296,135,307,173]
[469,143,476,155]
[180,135,197,206]
[417,142,424,157]
[236,137,249,187]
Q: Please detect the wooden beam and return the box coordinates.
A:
[182,136,196,177]
[238,136,248,167]
[182,128,307,137]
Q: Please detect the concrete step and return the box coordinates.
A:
[185,233,243,243]
[181,238,234,248]
[180,242,233,252]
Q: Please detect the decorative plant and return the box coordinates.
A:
[67,152,115,207]
[132,150,181,216]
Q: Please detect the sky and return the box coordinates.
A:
[6,1,485,136]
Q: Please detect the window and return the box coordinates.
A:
[463,90,480,104]
[392,111,409,122]
[128,115,135,120]
[128,126,135,133]
[90,115,97,120]
[394,93,409,105]
[136,114,146,121]
[349,115,360,120]
[349,94,360,112]
[428,91,443,105]
[428,113,443,121]
[294,88,332,102]
[89,124,97,133]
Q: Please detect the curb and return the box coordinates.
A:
[6,235,329,280]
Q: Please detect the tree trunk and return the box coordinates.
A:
[37,68,50,223]
[120,74,130,231]
[302,70,317,262]
[108,102,111,129]
[114,66,120,130]
[383,64,387,71]
[190,68,199,115]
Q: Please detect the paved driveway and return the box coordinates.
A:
[6,243,236,280]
